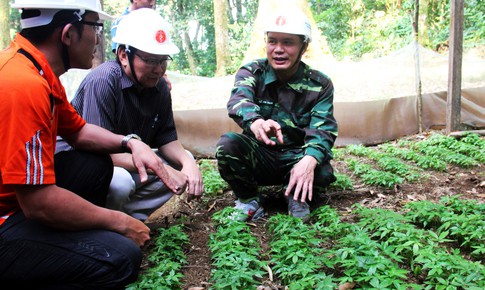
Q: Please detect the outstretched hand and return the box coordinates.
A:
[250,119,284,146]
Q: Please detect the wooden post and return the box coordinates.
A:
[446,0,464,134]
[412,0,423,133]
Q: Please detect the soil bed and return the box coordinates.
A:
[142,130,484,289]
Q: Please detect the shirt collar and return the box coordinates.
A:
[264,60,306,93]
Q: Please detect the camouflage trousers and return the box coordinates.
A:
[215,132,336,201]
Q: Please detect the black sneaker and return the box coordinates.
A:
[287,197,310,222]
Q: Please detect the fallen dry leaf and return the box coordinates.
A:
[207,200,217,212]
[339,282,356,290]
[266,264,273,281]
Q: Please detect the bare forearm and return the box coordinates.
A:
[158,140,193,168]
[65,123,124,153]
[111,153,137,171]
[17,184,151,246]
[17,185,128,232]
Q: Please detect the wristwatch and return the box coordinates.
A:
[121,134,141,153]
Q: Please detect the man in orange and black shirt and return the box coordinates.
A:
[0,0,186,288]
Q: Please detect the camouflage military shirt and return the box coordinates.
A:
[227,58,338,164]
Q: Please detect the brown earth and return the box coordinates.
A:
[142,130,484,289]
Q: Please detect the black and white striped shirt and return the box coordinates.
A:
[56,60,176,152]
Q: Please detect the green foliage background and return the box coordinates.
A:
[8,0,485,76]
[312,0,485,60]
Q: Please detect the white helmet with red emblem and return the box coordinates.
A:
[12,0,112,28]
[264,9,312,43]
[112,8,179,55]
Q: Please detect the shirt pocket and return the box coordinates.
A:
[257,100,275,117]
[292,111,311,128]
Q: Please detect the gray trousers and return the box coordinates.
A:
[106,168,173,221]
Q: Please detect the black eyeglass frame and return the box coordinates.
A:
[134,52,173,68]
[79,20,104,35]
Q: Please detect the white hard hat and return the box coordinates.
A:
[113,8,180,55]
[112,8,179,55]
[12,0,113,29]
[264,9,312,43]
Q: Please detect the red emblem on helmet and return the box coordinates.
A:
[275,16,286,26]
[155,30,167,44]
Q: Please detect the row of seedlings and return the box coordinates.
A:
[313,206,413,289]
[126,224,189,289]
[267,207,415,289]
[346,158,404,189]
[267,214,337,289]
[333,146,403,189]
[355,205,485,289]
[410,133,485,165]
[347,144,423,183]
[379,142,447,171]
[207,199,485,288]
[208,207,266,289]
[337,132,484,189]
[403,196,485,260]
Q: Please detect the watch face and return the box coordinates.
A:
[122,134,141,152]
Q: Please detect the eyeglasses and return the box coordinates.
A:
[135,53,173,68]
[79,20,104,35]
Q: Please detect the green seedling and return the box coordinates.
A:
[330,173,354,190]
[209,208,266,290]
[126,224,189,290]
[267,214,337,289]
[199,159,229,196]
[355,205,485,288]
[347,159,404,188]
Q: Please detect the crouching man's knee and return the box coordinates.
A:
[106,167,136,211]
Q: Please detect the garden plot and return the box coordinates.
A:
[128,131,484,289]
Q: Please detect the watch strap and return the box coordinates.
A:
[121,134,142,153]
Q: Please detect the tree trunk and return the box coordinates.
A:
[213,0,229,76]
[0,0,10,50]
[169,0,198,75]
[242,0,334,66]
[183,31,197,75]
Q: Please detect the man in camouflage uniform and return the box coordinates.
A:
[216,9,338,222]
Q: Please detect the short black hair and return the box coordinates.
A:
[20,9,84,45]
